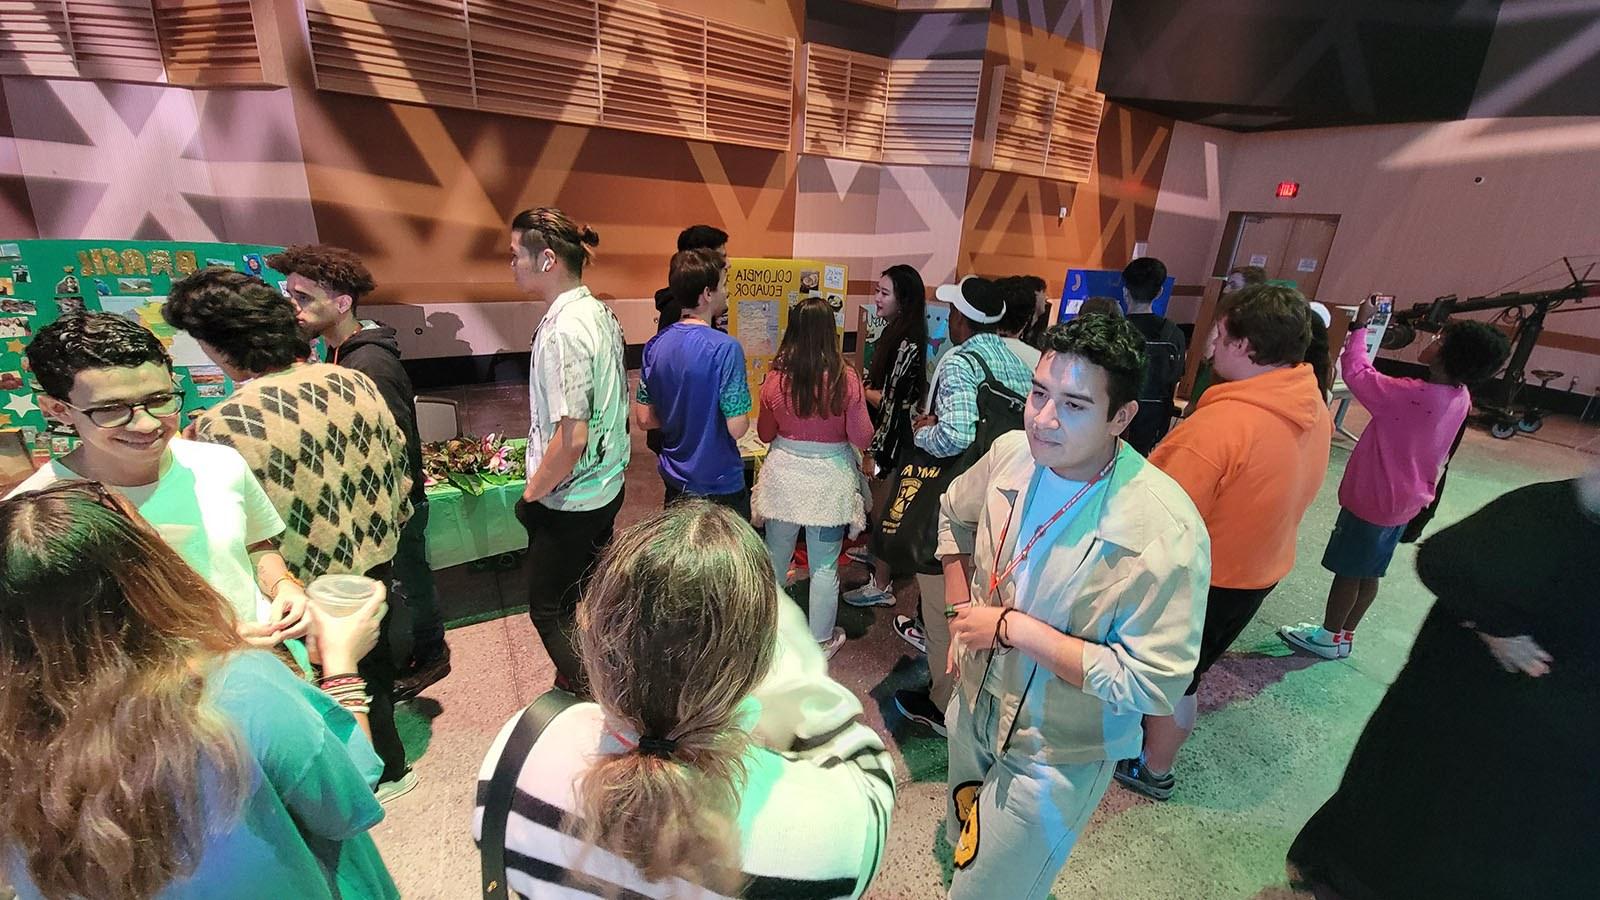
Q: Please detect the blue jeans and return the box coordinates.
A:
[763,520,846,642]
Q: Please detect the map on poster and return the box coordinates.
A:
[98,296,214,368]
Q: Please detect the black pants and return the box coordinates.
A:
[393,497,445,658]
[1186,582,1277,696]
[516,490,624,693]
[359,561,413,783]
[662,481,751,521]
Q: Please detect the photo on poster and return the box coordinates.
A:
[0,244,19,261]
[196,382,228,398]
[187,365,226,385]
[55,296,85,316]
[95,279,111,296]
[243,254,265,277]
[54,274,80,295]
[0,371,24,391]
[0,277,12,296]
[0,298,36,315]
[205,258,237,270]
[798,269,820,295]
[11,265,28,284]
[117,277,154,295]
[0,317,32,338]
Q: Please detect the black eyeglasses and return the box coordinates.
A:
[58,388,185,428]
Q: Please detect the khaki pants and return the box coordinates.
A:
[917,572,954,711]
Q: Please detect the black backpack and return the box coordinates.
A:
[875,350,1026,575]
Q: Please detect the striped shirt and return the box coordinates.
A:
[474,601,896,899]
[915,333,1035,459]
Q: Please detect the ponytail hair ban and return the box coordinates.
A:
[511,207,600,275]
[573,501,778,892]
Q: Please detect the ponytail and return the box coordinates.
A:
[511,207,600,274]
[572,502,778,892]
[576,724,749,891]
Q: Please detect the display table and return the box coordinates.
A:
[424,478,527,570]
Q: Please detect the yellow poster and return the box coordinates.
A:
[725,257,848,397]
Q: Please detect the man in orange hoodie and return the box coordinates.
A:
[1116,284,1332,800]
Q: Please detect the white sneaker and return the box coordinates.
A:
[843,581,895,608]
[1279,623,1342,660]
[1339,630,1354,658]
[376,770,419,805]
[893,614,927,654]
[846,546,873,566]
[819,627,847,660]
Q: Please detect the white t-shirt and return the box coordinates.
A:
[6,439,286,622]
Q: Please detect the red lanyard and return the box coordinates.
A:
[987,454,1116,598]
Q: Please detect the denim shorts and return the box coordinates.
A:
[1321,507,1406,578]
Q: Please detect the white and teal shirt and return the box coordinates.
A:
[526,285,631,511]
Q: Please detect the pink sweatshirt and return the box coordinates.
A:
[1339,326,1471,526]
[758,368,874,450]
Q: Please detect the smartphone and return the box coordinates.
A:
[1371,293,1395,325]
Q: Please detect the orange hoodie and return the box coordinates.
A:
[1150,364,1332,589]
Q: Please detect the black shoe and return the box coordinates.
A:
[394,644,451,702]
[893,689,947,737]
[1114,757,1175,801]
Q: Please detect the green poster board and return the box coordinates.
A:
[0,239,286,451]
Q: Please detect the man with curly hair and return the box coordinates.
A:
[267,244,445,699]
[934,314,1209,898]
[1279,299,1511,660]
[163,269,419,803]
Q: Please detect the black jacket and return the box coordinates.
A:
[335,325,427,502]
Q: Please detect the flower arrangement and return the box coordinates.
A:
[422,433,525,495]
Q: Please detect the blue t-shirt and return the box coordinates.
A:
[637,323,752,495]
[5,651,397,900]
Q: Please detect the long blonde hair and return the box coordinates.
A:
[574,501,778,893]
[0,483,246,899]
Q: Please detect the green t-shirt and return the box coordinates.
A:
[5,651,398,899]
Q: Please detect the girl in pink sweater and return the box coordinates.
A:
[1281,298,1509,659]
[751,297,873,659]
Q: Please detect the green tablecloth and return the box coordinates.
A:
[424,478,526,570]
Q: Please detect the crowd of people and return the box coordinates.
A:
[1,204,1591,900]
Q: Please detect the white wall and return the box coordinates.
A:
[1146,121,1239,322]
[1149,116,1600,396]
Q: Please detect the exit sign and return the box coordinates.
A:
[1276,181,1300,198]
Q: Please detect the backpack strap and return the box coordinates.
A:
[481,689,581,899]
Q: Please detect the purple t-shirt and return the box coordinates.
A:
[637,323,752,495]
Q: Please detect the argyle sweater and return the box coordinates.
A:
[193,364,413,581]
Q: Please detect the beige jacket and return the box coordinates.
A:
[937,432,1210,765]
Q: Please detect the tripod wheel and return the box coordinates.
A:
[1517,415,1544,434]
[1490,421,1518,440]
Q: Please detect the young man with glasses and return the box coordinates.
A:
[7,313,310,650]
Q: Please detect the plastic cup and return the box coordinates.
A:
[305,575,382,662]
[307,574,382,617]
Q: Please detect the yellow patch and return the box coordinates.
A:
[952,781,982,870]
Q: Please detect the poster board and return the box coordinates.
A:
[854,300,952,390]
[1059,267,1176,319]
[0,239,287,452]
[725,257,848,397]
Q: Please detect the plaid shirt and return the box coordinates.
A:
[915,333,1035,459]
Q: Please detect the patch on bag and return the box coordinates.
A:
[952,780,982,869]
[883,474,922,532]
